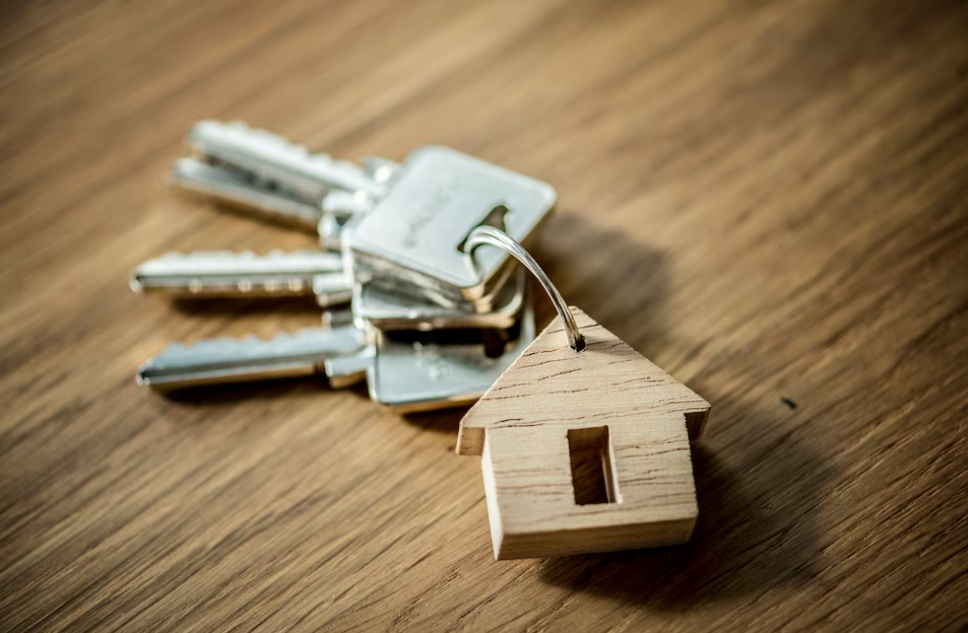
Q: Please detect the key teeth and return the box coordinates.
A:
[136,326,367,388]
[187,119,388,202]
[264,249,331,260]
[151,248,321,263]
[153,250,254,261]
[141,249,337,265]
[192,119,313,158]
[193,120,375,178]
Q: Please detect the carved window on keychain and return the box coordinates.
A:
[567,426,620,506]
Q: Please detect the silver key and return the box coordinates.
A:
[355,267,526,331]
[130,250,352,306]
[136,325,367,389]
[348,146,556,303]
[137,312,532,407]
[174,121,393,233]
[136,122,545,411]
[367,296,536,412]
[188,120,384,200]
[171,157,322,229]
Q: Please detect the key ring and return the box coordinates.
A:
[466,225,586,352]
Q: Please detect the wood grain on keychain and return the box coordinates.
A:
[2,0,968,631]
[458,308,710,559]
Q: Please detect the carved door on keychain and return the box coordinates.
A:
[457,307,711,560]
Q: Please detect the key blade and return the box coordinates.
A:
[130,250,346,299]
[170,158,321,229]
[137,326,366,389]
[188,120,384,200]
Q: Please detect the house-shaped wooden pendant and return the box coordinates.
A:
[456,307,711,560]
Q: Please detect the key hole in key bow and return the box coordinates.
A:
[567,426,619,505]
[458,204,509,253]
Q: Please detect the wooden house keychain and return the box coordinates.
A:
[458,226,711,560]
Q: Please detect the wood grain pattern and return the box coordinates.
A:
[2,0,968,630]
[457,307,711,559]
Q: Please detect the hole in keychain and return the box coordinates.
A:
[567,426,618,505]
[464,222,586,352]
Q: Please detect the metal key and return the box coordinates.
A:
[348,146,556,304]
[134,121,545,411]
[130,250,352,307]
[167,122,534,319]
[137,325,367,389]
[171,157,322,228]
[367,296,536,412]
[172,120,395,235]
[137,307,534,409]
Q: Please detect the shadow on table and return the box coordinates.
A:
[403,406,470,433]
[160,377,368,406]
[538,407,828,609]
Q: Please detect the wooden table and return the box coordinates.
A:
[3,0,967,630]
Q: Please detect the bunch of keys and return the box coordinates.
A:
[132,121,714,560]
[132,121,556,411]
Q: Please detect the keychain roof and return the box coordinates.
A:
[457,226,711,560]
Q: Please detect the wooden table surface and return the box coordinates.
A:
[3,0,967,631]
